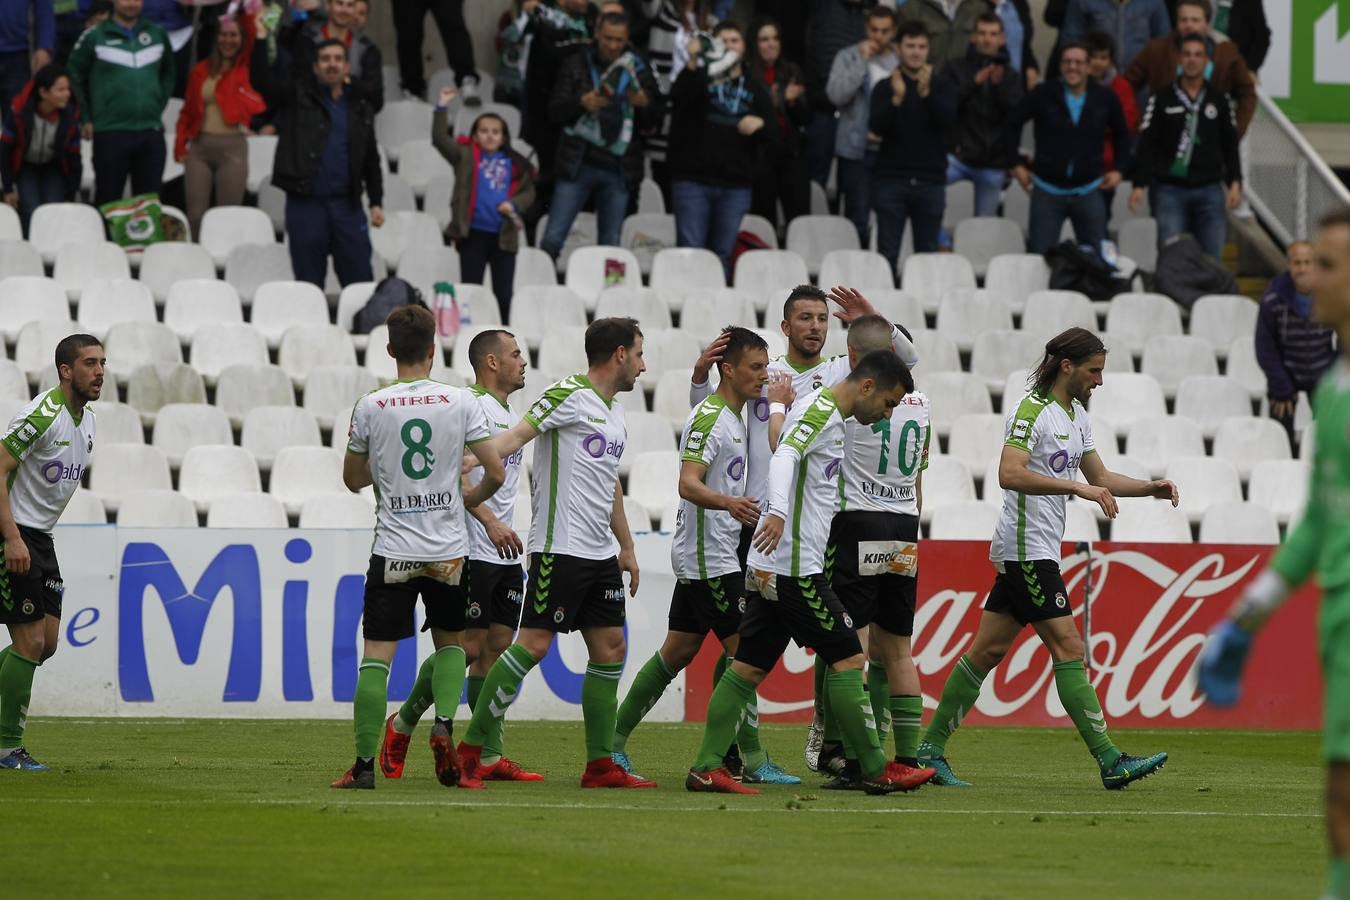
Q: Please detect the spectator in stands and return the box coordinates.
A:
[645,0,715,199]
[1006,39,1129,255]
[285,0,383,114]
[252,34,383,288]
[0,64,79,232]
[139,0,192,96]
[870,20,956,269]
[432,87,535,322]
[897,0,992,67]
[746,16,808,229]
[1129,33,1241,260]
[944,12,1022,218]
[1207,0,1270,73]
[1125,0,1256,136]
[988,0,1039,88]
[519,0,594,206]
[541,12,660,256]
[0,0,53,109]
[1085,29,1137,221]
[69,0,175,206]
[392,0,479,105]
[802,0,871,188]
[1061,0,1171,82]
[668,20,772,277]
[1256,240,1337,450]
[826,4,897,247]
[175,13,265,239]
[494,1,532,110]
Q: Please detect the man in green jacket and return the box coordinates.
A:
[68,0,174,206]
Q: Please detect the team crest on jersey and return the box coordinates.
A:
[138,30,152,45]
[87,437,93,453]
[467,601,482,619]
[553,607,566,623]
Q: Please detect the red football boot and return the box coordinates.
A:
[429,721,460,788]
[483,757,546,782]
[862,760,937,795]
[684,767,759,795]
[455,741,488,790]
[581,757,657,788]
[379,714,411,779]
[331,765,375,790]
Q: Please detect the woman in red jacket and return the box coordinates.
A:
[174,14,266,238]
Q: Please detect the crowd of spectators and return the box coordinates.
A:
[0,0,1275,290]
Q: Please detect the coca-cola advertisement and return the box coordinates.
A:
[684,542,1322,729]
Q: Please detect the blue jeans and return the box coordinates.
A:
[1028,186,1107,255]
[15,162,69,235]
[804,112,837,188]
[0,51,27,112]
[872,175,945,272]
[946,154,1006,217]
[542,162,628,256]
[1153,182,1227,260]
[836,154,874,247]
[285,194,374,288]
[671,179,752,279]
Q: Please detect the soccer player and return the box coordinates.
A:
[611,327,798,784]
[378,328,543,782]
[689,284,920,768]
[686,350,936,795]
[455,317,651,788]
[917,327,1176,789]
[793,315,931,786]
[1198,207,1350,900]
[332,305,505,790]
[0,333,102,771]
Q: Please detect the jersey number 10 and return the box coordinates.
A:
[870,419,922,477]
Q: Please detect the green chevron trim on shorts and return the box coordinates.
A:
[532,554,556,615]
[1021,560,1046,607]
[798,576,834,631]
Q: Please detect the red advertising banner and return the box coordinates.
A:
[684,542,1322,729]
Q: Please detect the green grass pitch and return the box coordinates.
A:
[5,719,1325,898]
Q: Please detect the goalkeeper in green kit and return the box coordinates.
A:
[1200,208,1350,900]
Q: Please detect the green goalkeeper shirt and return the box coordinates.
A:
[1272,358,1350,592]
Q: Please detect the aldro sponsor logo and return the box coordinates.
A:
[42,461,85,484]
[582,432,625,460]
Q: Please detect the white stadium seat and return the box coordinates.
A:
[564,246,643,310]
[952,217,1024,279]
[1116,217,1158,272]
[251,281,331,348]
[638,177,664,215]
[935,288,1013,352]
[866,290,926,332]
[125,363,207,425]
[918,456,976,525]
[1189,294,1258,357]
[53,242,130,299]
[1199,501,1280,545]
[1140,334,1218,398]
[739,213,779,249]
[946,413,1006,474]
[625,450,680,520]
[336,282,377,337]
[303,365,381,429]
[984,254,1049,314]
[1125,416,1205,479]
[77,279,157,341]
[1174,375,1255,438]
[422,175,454,230]
[818,249,893,292]
[733,250,809,313]
[620,213,676,276]
[104,322,182,383]
[207,492,289,528]
[89,443,172,513]
[0,360,29,400]
[900,253,975,315]
[151,403,234,467]
[245,134,277,192]
[395,139,454,196]
[177,445,263,512]
[619,412,678,477]
[638,328,702,392]
[224,242,295,304]
[1105,292,1182,355]
[299,492,376,528]
[1248,459,1310,526]
[534,211,595,272]
[535,326,589,384]
[510,285,587,350]
[199,206,275,267]
[1088,372,1166,432]
[928,500,1000,539]
[1021,290,1096,344]
[29,203,105,264]
[0,203,19,240]
[163,280,244,343]
[785,214,860,277]
[397,244,461,301]
[1165,456,1242,524]
[58,488,107,525]
[1063,501,1100,543]
[594,286,673,330]
[450,283,502,327]
[969,329,1045,390]
[677,289,759,342]
[270,446,347,515]
[1110,501,1191,542]
[376,100,433,164]
[911,331,962,374]
[1226,336,1266,398]
[514,246,558,290]
[215,364,296,426]
[650,248,729,309]
[91,401,144,444]
[653,368,703,435]
[0,276,69,341]
[278,325,358,386]
[241,405,323,468]
[0,240,44,279]
[371,210,443,269]
[138,242,216,301]
[117,489,199,528]
[14,319,70,384]
[190,323,269,384]
[1211,415,1291,479]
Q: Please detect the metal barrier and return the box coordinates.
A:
[1244,88,1350,245]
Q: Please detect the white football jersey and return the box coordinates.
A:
[746,386,845,577]
[1,387,95,532]
[524,374,626,560]
[465,385,524,564]
[839,391,930,516]
[347,379,491,560]
[990,392,1096,563]
[671,393,748,580]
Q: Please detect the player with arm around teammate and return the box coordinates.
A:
[454,318,653,789]
[378,328,544,782]
[686,350,936,795]
[917,327,1177,789]
[332,306,506,790]
[0,333,102,771]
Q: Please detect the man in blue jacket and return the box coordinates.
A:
[1005,39,1129,255]
[0,0,54,108]
[1062,0,1170,78]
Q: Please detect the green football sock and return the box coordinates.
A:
[353,657,390,759]
[713,652,729,685]
[582,661,623,763]
[466,675,485,711]
[1328,858,1349,899]
[464,644,536,748]
[890,695,923,764]
[694,669,756,772]
[736,691,767,771]
[867,659,890,747]
[395,655,435,733]
[1053,659,1120,768]
[922,653,986,755]
[826,669,886,779]
[813,654,827,717]
[432,645,467,721]
[613,652,676,753]
[822,673,841,744]
[0,648,37,749]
